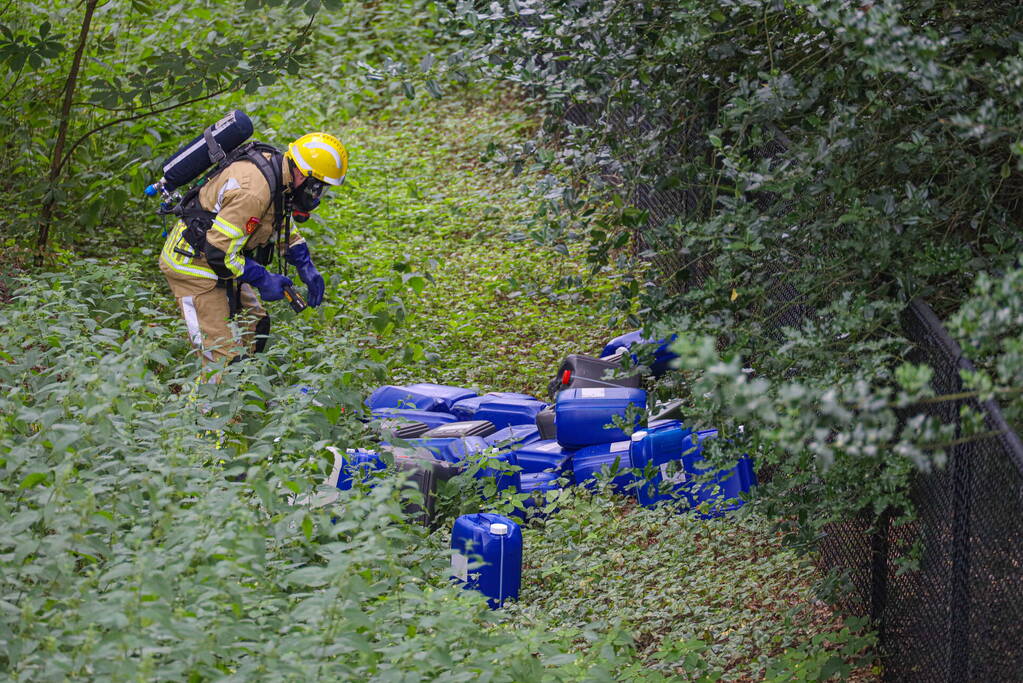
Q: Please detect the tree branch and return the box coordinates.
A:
[55,82,237,179]
[56,12,319,178]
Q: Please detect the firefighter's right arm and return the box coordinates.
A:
[204,184,293,301]
[203,187,264,280]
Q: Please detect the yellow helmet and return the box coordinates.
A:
[286,132,348,185]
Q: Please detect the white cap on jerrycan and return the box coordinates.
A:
[490,522,509,536]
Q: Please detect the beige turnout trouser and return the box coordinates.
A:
[175,283,267,365]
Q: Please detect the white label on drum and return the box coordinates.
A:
[451,552,469,582]
[610,441,631,453]
[660,460,688,485]
[537,441,562,453]
[580,388,606,398]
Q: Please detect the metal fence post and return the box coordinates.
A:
[870,509,890,644]
[947,427,973,681]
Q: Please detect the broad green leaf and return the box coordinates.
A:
[19,472,48,489]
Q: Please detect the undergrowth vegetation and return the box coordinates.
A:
[0,82,874,681]
[324,98,618,396]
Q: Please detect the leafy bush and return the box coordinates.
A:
[0,262,877,679]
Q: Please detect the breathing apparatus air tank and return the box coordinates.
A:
[144,110,253,199]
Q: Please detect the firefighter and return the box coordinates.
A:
[159,132,347,372]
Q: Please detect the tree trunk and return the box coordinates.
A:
[36,0,98,265]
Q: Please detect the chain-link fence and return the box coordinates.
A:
[818,301,1023,681]
[555,98,1023,681]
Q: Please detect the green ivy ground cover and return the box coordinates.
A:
[317,96,617,397]
[0,92,875,679]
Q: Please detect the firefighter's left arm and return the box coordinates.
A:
[283,227,324,307]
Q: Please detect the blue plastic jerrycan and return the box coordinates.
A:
[572,439,638,495]
[451,392,538,420]
[400,383,477,412]
[394,436,490,463]
[366,383,476,412]
[554,387,647,450]
[366,385,444,412]
[371,408,459,429]
[600,329,679,377]
[472,397,548,430]
[634,428,757,515]
[629,425,697,507]
[326,447,387,491]
[450,513,522,609]
[684,430,757,517]
[484,423,542,449]
[508,439,574,479]
[515,471,563,519]
[474,450,521,495]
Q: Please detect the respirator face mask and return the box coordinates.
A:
[291,175,327,222]
[294,176,326,211]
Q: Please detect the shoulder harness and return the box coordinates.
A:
[166,141,290,268]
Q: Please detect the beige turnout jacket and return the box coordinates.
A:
[159,153,304,298]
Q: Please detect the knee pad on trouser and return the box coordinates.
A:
[253,315,271,354]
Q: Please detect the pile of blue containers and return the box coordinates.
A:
[338,330,756,519]
[329,330,758,608]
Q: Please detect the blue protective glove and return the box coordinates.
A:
[285,242,325,307]
[239,259,292,302]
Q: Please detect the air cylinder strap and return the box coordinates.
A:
[204,126,226,164]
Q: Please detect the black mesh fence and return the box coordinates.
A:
[555,98,1023,681]
[814,301,1023,681]
[883,300,1023,681]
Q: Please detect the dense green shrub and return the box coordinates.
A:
[0,265,565,678]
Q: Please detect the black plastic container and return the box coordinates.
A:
[535,406,556,440]
[380,419,430,439]
[421,420,497,438]
[394,451,461,526]
[547,353,642,398]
